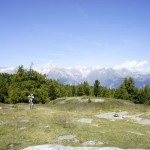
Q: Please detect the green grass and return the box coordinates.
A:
[0,98,150,150]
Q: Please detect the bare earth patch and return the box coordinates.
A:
[94,99,105,102]
[19,119,30,123]
[127,131,145,136]
[56,134,79,142]
[128,114,150,126]
[78,118,99,127]
[82,140,104,146]
[78,118,93,123]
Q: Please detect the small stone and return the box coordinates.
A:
[19,127,27,130]
[19,119,29,123]
[114,113,119,117]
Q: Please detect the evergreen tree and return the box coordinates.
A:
[138,85,150,105]
[99,86,111,97]
[0,73,11,103]
[83,81,91,96]
[114,83,129,100]
[72,85,76,96]
[124,77,138,101]
[144,85,150,105]
[48,80,58,100]
[94,80,100,97]
[77,84,84,96]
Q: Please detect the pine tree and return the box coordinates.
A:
[72,85,76,96]
[83,81,91,96]
[77,84,84,96]
[114,83,129,100]
[0,73,11,103]
[124,77,138,101]
[94,80,100,97]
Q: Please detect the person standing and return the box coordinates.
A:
[28,94,34,109]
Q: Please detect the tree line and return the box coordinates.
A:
[0,66,150,105]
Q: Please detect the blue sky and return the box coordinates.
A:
[0,0,150,70]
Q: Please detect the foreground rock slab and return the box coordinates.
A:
[23,144,144,150]
[95,112,150,125]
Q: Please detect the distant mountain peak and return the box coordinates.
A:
[40,62,58,74]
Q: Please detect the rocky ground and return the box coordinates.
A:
[23,144,145,150]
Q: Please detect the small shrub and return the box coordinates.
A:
[88,97,92,103]
[12,104,18,108]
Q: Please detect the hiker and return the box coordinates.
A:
[28,94,34,109]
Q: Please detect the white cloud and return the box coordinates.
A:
[114,60,149,73]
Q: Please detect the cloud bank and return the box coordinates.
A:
[114,60,149,73]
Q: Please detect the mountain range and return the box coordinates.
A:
[1,63,150,88]
[0,67,17,74]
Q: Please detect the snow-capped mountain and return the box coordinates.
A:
[39,63,150,88]
[0,67,17,74]
[1,63,150,88]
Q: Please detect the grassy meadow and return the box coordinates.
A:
[0,97,150,150]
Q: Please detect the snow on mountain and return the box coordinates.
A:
[0,67,17,74]
[39,63,150,88]
[40,62,58,74]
